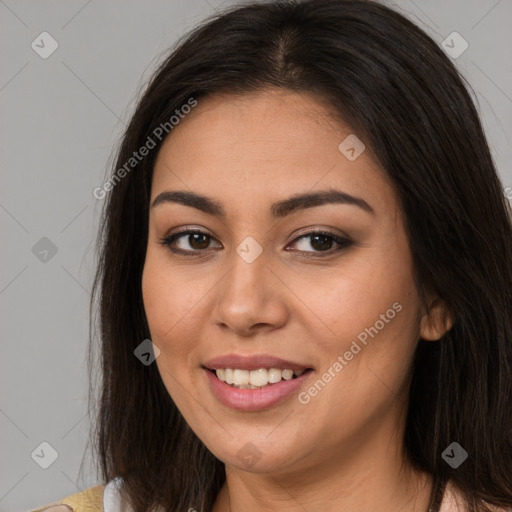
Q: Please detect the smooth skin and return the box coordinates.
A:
[141,89,453,512]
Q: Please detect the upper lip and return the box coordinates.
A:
[203,354,313,372]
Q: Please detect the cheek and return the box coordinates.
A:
[141,258,174,342]
[141,253,201,406]
[308,236,421,396]
[304,289,419,443]
[303,244,418,350]
[142,248,205,344]
[141,247,221,391]
[142,255,193,379]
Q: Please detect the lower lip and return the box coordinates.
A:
[203,368,313,411]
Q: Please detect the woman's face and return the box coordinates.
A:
[142,89,441,474]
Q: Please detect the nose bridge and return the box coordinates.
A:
[212,235,288,334]
[224,236,269,302]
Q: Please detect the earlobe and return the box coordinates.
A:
[419,297,454,341]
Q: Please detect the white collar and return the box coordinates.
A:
[103,477,133,512]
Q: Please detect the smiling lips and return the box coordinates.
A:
[203,354,314,411]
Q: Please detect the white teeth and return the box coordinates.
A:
[249,368,268,387]
[282,369,294,380]
[213,367,308,388]
[233,369,249,386]
[225,368,234,385]
[267,368,282,384]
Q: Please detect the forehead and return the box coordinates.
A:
[151,89,395,215]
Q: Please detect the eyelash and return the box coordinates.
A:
[158,228,353,257]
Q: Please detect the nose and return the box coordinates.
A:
[211,246,289,337]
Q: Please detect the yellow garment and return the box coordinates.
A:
[29,484,105,512]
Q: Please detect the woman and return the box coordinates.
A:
[30,0,512,511]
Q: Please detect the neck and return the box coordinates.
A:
[211,399,435,512]
[213,454,434,512]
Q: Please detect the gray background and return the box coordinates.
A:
[1,0,511,510]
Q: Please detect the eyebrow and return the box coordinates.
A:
[151,189,375,218]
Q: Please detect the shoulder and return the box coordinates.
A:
[27,478,130,512]
[440,481,512,512]
[27,483,106,512]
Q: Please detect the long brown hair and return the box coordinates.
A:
[86,1,512,510]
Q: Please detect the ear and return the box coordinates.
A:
[419,296,454,341]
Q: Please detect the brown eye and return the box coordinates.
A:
[186,233,211,250]
[159,229,352,257]
[159,229,220,255]
[288,231,353,255]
